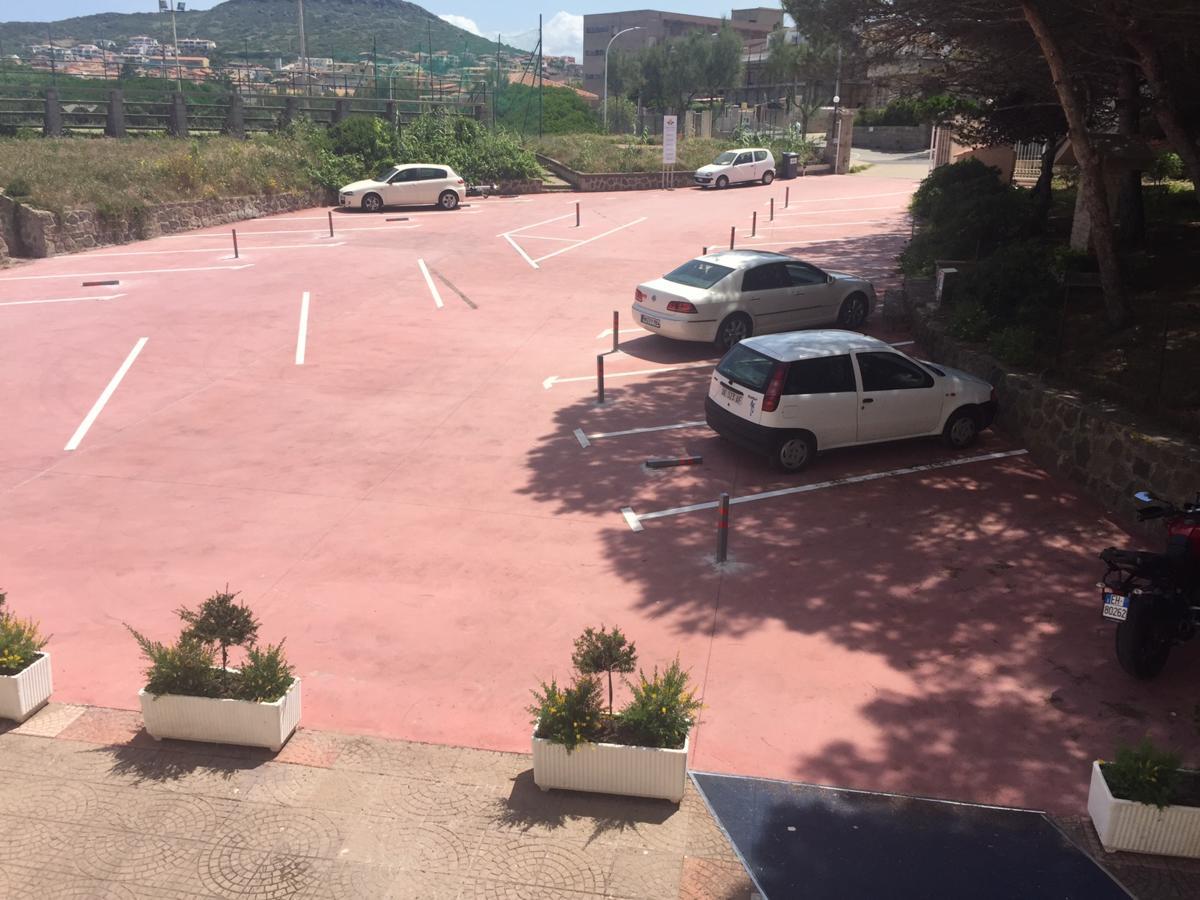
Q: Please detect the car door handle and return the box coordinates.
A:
[862,398,874,404]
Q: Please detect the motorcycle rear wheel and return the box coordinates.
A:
[1115,603,1173,679]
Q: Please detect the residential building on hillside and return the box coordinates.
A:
[177,38,217,54]
[581,7,782,92]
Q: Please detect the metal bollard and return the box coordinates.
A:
[596,354,605,405]
[703,246,708,255]
[752,210,757,237]
[770,197,774,221]
[576,202,581,227]
[232,229,239,259]
[785,186,790,208]
[729,226,735,250]
[612,310,619,354]
[716,492,730,562]
[328,210,334,238]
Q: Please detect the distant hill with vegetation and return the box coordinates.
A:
[0,0,514,64]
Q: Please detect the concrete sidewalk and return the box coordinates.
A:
[0,704,755,899]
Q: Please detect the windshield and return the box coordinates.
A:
[663,259,734,290]
[374,166,398,182]
[717,344,777,392]
[713,151,737,165]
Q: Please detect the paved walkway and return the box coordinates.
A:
[0,704,755,899]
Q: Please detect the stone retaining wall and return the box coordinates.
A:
[0,189,334,259]
[494,179,544,194]
[912,308,1200,532]
[851,124,932,153]
[536,154,696,191]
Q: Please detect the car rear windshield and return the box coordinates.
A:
[713,151,737,164]
[664,260,734,289]
[717,344,778,392]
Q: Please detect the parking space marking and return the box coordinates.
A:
[585,420,707,442]
[64,337,148,451]
[95,242,345,258]
[543,359,711,389]
[417,259,445,309]
[164,225,419,238]
[517,234,581,242]
[497,212,575,237]
[770,204,911,218]
[503,233,540,269]
[596,327,644,340]
[295,292,311,365]
[763,190,913,206]
[622,449,1030,530]
[573,428,591,448]
[734,218,895,237]
[0,293,125,307]
[737,232,910,249]
[0,263,253,282]
[531,218,648,264]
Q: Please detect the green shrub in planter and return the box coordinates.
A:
[571,625,637,715]
[0,590,48,676]
[619,659,702,750]
[529,675,604,752]
[1102,738,1182,809]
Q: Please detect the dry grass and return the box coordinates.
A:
[0,133,319,217]
[534,134,732,174]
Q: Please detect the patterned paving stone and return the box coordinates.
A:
[210,803,347,857]
[0,773,100,824]
[90,784,232,837]
[241,764,333,810]
[457,878,585,900]
[273,729,345,769]
[333,736,461,781]
[198,842,332,899]
[71,828,203,886]
[450,748,532,788]
[57,707,154,747]
[607,848,685,899]
[10,702,86,738]
[677,855,757,900]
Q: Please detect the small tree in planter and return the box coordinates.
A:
[1088,737,1200,858]
[571,625,637,716]
[0,590,53,722]
[530,626,703,803]
[127,587,300,751]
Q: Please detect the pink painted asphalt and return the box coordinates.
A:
[1,176,1194,816]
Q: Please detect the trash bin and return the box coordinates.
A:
[779,152,799,179]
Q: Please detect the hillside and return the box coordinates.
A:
[0,0,514,64]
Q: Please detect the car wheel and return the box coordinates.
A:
[762,170,775,185]
[943,408,979,449]
[773,432,816,472]
[716,175,729,189]
[1115,602,1173,679]
[837,292,868,329]
[714,313,752,351]
[361,193,383,213]
[438,190,460,210]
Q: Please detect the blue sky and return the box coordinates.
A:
[11,2,762,59]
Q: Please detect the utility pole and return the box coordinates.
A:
[48,27,57,84]
[169,2,183,92]
[428,22,434,101]
[494,34,500,132]
[372,35,378,98]
[538,14,543,138]
[297,0,309,96]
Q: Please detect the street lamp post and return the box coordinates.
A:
[603,25,643,132]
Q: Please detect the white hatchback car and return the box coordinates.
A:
[705,330,996,471]
[633,250,876,350]
[695,148,775,188]
[339,163,466,212]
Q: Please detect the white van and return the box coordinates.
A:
[694,148,775,188]
[705,331,996,471]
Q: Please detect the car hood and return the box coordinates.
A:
[930,362,992,392]
[339,179,382,192]
[827,270,866,283]
[696,163,729,175]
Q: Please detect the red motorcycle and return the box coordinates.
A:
[1099,491,1200,678]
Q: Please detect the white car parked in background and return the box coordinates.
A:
[694,148,775,188]
[339,163,466,212]
[705,331,997,471]
[633,250,876,350]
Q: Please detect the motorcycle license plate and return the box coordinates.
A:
[1102,591,1129,621]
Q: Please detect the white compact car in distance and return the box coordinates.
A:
[695,148,775,188]
[633,250,876,350]
[705,330,997,471]
[339,163,466,211]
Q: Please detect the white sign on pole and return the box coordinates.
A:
[662,115,678,164]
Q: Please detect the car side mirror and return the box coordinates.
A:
[827,275,834,284]
[1134,490,1157,503]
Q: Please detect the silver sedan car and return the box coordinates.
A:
[632,250,877,350]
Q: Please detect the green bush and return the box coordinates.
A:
[5,177,30,197]
[237,642,295,703]
[571,625,637,715]
[1102,738,1182,808]
[947,301,992,342]
[0,591,48,676]
[496,82,600,135]
[958,240,1061,324]
[987,325,1042,368]
[529,675,605,752]
[398,113,539,183]
[1148,151,1185,183]
[619,659,702,750]
[855,99,921,127]
[128,629,219,698]
[328,115,401,173]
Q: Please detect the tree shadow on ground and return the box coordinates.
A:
[104,736,269,785]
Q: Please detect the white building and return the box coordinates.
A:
[177,38,217,54]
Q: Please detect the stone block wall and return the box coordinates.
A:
[0,189,334,258]
[912,309,1200,533]
[494,179,544,194]
[851,125,932,153]
[536,154,696,191]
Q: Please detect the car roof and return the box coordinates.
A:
[390,163,453,170]
[723,147,771,153]
[696,249,802,270]
[741,329,893,361]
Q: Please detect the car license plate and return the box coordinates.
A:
[720,385,742,404]
[640,314,661,328]
[1102,591,1129,621]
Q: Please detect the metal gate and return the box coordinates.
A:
[1013,141,1047,185]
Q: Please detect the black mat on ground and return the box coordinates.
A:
[692,772,1128,900]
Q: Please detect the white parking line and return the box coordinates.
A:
[417,259,444,309]
[295,292,310,365]
[770,204,910,218]
[736,232,910,249]
[0,293,125,307]
[621,449,1030,530]
[732,218,895,238]
[0,264,253,282]
[543,360,711,389]
[163,224,420,238]
[765,190,913,206]
[576,420,706,447]
[518,234,582,242]
[64,337,148,451]
[497,212,575,237]
[94,242,344,257]
[503,233,539,269]
[532,218,648,264]
[596,327,644,340]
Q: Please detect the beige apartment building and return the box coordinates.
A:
[581,7,783,93]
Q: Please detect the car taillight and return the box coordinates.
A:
[762,363,786,413]
[456,178,464,184]
[635,288,646,303]
[666,300,697,313]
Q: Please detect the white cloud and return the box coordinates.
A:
[542,12,583,60]
[439,14,483,37]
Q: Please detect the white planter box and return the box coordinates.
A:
[0,652,53,723]
[1088,760,1200,858]
[139,677,301,752]
[532,728,688,803]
